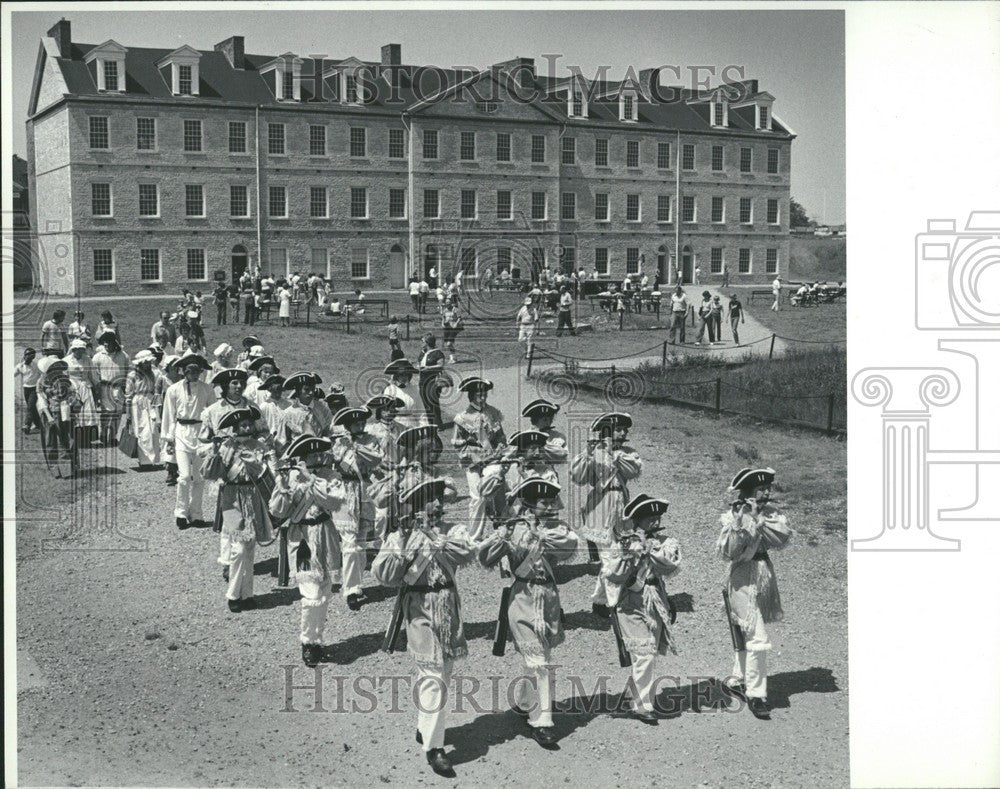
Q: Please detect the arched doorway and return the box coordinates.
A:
[231,245,249,281]
[681,245,694,285]
[389,244,406,289]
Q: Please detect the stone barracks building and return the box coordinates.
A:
[27,19,794,295]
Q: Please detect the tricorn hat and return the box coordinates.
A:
[623,493,669,523]
[283,434,333,461]
[458,376,493,393]
[521,398,559,420]
[241,335,261,349]
[728,467,776,494]
[178,353,211,371]
[399,477,447,509]
[366,394,404,412]
[384,359,418,377]
[283,371,322,391]
[396,424,441,454]
[508,430,548,451]
[261,374,286,391]
[212,367,249,388]
[247,356,277,373]
[219,405,261,430]
[511,477,561,503]
[591,412,632,433]
[332,405,371,428]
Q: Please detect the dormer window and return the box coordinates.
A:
[567,85,588,119]
[282,70,294,100]
[260,53,302,101]
[711,99,728,127]
[84,40,128,93]
[156,46,202,97]
[346,74,359,104]
[620,92,638,123]
[758,104,771,130]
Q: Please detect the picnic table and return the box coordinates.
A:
[346,298,389,317]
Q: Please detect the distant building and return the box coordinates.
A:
[27,19,794,295]
[11,154,35,289]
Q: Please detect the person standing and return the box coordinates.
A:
[477,478,578,748]
[721,266,730,288]
[603,494,682,723]
[428,265,438,290]
[728,293,746,344]
[695,291,714,345]
[257,374,292,454]
[383,359,425,428]
[15,347,42,434]
[556,286,575,337]
[387,316,403,359]
[161,353,215,529]
[441,302,462,364]
[40,310,69,357]
[516,297,540,358]
[201,406,277,612]
[96,311,119,342]
[709,295,724,345]
[521,399,568,469]
[570,412,642,617]
[63,339,101,445]
[213,281,228,325]
[418,334,447,429]
[371,478,477,778]
[278,284,292,327]
[409,278,421,313]
[451,376,507,541]
[669,286,688,345]
[771,276,782,312]
[124,350,163,469]
[67,311,92,348]
[270,435,350,666]
[365,394,404,539]
[282,372,333,443]
[419,277,431,314]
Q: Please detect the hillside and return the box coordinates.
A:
[789,236,847,282]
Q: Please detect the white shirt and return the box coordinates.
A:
[409,281,421,296]
[772,278,782,294]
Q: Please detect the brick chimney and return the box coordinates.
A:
[48,19,71,59]
[381,44,401,66]
[215,36,245,69]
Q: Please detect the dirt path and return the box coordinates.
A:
[15,347,846,787]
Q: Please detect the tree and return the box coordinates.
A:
[790,198,816,228]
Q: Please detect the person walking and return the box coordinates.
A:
[709,295,724,345]
[441,302,463,363]
[516,297,540,358]
[728,293,746,344]
[771,276,782,312]
[695,291,714,345]
[556,285,575,337]
[418,334,447,429]
[67,311,93,348]
[668,286,688,345]
[40,310,69,358]
[92,332,130,445]
[124,350,163,469]
[721,266,730,288]
[15,347,42,434]
[409,278,421,313]
[419,277,431,314]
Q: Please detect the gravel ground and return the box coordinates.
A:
[15,344,847,788]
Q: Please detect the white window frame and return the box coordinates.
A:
[269,247,289,278]
[657,195,672,224]
[711,99,728,128]
[531,191,547,221]
[388,128,406,159]
[682,144,696,171]
[710,247,724,275]
[765,248,779,275]
[496,132,512,163]
[460,189,478,221]
[350,187,369,219]
[767,199,780,226]
[460,131,476,162]
[496,190,513,221]
[182,119,203,153]
[625,193,641,223]
[184,184,206,218]
[268,185,288,219]
[268,122,286,156]
[92,248,116,284]
[423,129,439,160]
[531,135,546,164]
[740,197,754,225]
[595,247,609,276]
[595,138,609,168]
[228,121,248,155]
[349,127,367,158]
[310,186,329,219]
[138,183,160,218]
[712,145,725,172]
[186,248,208,282]
[136,117,157,151]
[626,140,640,169]
[388,188,407,220]
[711,196,726,224]
[308,124,327,157]
[657,142,670,170]
[560,192,577,221]
[139,248,162,283]
[230,184,250,218]
[350,247,370,280]
[595,192,610,222]
[682,195,697,224]
[311,247,332,280]
[767,147,780,174]
[619,91,638,122]
[757,103,772,131]
[90,182,113,218]
[561,136,576,165]
[88,116,110,150]
[626,247,641,275]
[459,248,479,278]
[740,147,753,173]
[423,189,440,220]
[738,248,753,275]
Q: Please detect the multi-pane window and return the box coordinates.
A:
[682,195,696,223]
[186,249,206,280]
[389,188,406,219]
[626,248,640,275]
[350,187,368,218]
[91,183,112,216]
[623,95,635,121]
[138,184,159,217]
[759,106,770,129]
[710,248,724,274]
[104,61,119,92]
[423,129,438,159]
[230,185,249,217]
[388,128,405,159]
[767,148,780,174]
[711,196,725,223]
[531,192,547,220]
[682,144,695,170]
[461,189,477,220]
[268,123,285,155]
[346,75,359,104]
[268,185,287,218]
[595,193,609,221]
[767,199,780,225]
[531,135,546,163]
[571,92,583,117]
[740,147,752,173]
[496,190,512,220]
[183,120,202,152]
[350,247,369,279]
[497,247,511,270]
[595,138,608,167]
[626,140,640,168]
[185,184,205,217]
[282,71,295,101]
[309,125,326,156]
[136,118,156,150]
[740,197,753,224]
[712,145,724,172]
[595,247,609,276]
[657,195,671,223]
[657,142,670,169]
[626,194,641,222]
[310,187,328,218]
[496,133,512,162]
[460,131,476,161]
[460,248,477,275]
[178,64,193,95]
[713,102,725,126]
[350,127,366,157]
[228,121,247,153]
[93,249,114,282]
[561,192,576,220]
[561,137,576,165]
[423,189,439,219]
[140,248,160,281]
[766,248,778,274]
[738,248,752,274]
[311,248,329,279]
[89,116,109,149]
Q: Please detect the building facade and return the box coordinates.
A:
[27,20,794,296]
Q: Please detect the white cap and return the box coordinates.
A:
[69,338,88,350]
[249,345,264,357]
[214,342,234,357]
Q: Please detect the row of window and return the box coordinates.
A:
[91,246,371,284]
[90,181,783,224]
[87,116,784,173]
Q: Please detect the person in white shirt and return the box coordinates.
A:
[454,269,464,296]
[428,265,438,289]
[409,278,421,313]
[516,297,540,356]
[557,286,575,337]
[67,311,93,349]
[382,359,426,428]
[419,279,431,314]
[15,347,42,433]
[771,276,782,312]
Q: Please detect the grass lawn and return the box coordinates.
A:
[743,299,846,345]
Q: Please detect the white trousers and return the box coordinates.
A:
[299,579,332,644]
[226,539,255,601]
[465,464,505,541]
[514,665,554,728]
[337,524,363,598]
[416,661,453,752]
[731,613,771,698]
[174,426,205,519]
[591,544,616,605]
[630,653,658,713]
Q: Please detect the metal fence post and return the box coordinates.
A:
[769,333,776,359]
[345,309,350,334]
[526,343,535,379]
[405,314,410,341]
[619,311,624,331]
[827,393,835,433]
[715,378,722,413]
[662,340,668,368]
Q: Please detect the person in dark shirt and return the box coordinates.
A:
[728,293,746,345]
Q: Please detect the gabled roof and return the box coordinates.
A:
[406,68,567,123]
[155,45,201,67]
[82,39,127,62]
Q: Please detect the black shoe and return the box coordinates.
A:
[530,726,559,750]
[415,729,423,745]
[227,599,241,613]
[748,697,771,720]
[176,517,189,530]
[222,567,230,583]
[347,593,362,611]
[302,643,320,668]
[631,708,658,725]
[425,748,455,778]
[240,597,258,610]
[592,603,610,619]
[721,680,747,702]
[166,479,178,487]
